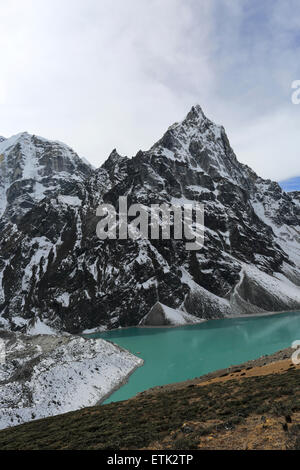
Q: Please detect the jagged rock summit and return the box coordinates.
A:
[0,106,299,333]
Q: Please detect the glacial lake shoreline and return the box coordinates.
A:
[82,308,300,335]
[85,309,300,405]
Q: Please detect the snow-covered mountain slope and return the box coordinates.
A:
[140,302,204,326]
[290,191,300,206]
[0,330,143,430]
[0,106,299,333]
[0,132,92,221]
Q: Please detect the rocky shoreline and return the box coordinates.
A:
[82,308,300,334]
[96,359,144,405]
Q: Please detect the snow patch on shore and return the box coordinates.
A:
[0,332,143,430]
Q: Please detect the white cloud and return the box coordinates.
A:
[0,80,6,105]
[227,107,300,180]
[0,0,299,181]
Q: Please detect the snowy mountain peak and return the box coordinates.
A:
[0,132,92,220]
[0,106,299,334]
[185,104,207,123]
[102,148,129,186]
[105,148,125,165]
[145,105,250,189]
[163,104,213,138]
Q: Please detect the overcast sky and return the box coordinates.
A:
[0,0,299,181]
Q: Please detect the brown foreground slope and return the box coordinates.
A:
[0,348,300,450]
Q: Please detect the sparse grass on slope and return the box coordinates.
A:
[0,366,300,450]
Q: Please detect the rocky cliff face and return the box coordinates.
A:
[0,107,299,333]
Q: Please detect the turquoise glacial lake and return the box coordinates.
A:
[88,311,300,404]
